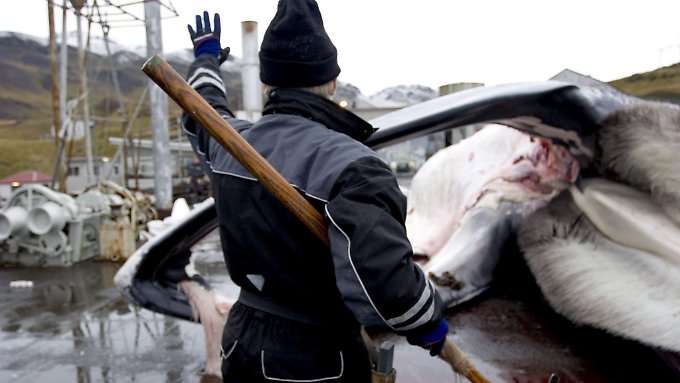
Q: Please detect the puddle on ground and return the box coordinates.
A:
[0,230,236,383]
[0,259,220,383]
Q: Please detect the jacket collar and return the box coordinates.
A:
[263,88,377,142]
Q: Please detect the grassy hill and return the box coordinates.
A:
[609,62,680,102]
[0,33,242,179]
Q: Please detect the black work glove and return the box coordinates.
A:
[187,11,231,64]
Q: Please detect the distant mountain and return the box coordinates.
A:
[332,82,378,109]
[333,82,438,109]
[0,31,243,121]
[0,30,438,119]
[165,47,242,72]
[63,31,147,58]
[165,48,194,65]
[369,85,438,107]
[0,31,243,178]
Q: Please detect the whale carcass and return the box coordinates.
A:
[115,80,680,376]
[518,101,680,353]
[408,97,680,355]
[406,124,578,305]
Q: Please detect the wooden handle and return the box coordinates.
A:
[142,55,490,383]
[142,55,329,245]
[440,339,491,383]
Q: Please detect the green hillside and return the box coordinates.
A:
[610,62,680,102]
[0,33,242,179]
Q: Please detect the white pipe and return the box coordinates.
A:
[28,202,67,235]
[0,207,28,240]
[8,185,78,219]
[241,21,262,121]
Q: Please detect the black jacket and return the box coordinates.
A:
[182,55,443,336]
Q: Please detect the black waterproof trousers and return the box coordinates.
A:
[221,302,372,382]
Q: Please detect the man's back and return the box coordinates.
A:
[197,111,378,327]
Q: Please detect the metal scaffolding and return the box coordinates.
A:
[53,0,179,29]
[47,0,177,206]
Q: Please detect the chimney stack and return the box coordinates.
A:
[241,21,262,121]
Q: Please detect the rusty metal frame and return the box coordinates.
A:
[48,0,179,29]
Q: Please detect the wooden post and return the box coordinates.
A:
[59,0,68,132]
[141,55,490,383]
[47,0,62,184]
[73,0,95,185]
[57,0,69,191]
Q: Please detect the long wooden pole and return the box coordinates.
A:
[57,0,69,191]
[141,55,489,383]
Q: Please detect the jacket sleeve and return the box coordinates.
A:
[180,55,236,171]
[325,156,445,336]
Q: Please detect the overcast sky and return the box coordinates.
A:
[3,0,680,95]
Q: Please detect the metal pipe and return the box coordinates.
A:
[241,21,262,121]
[96,1,129,185]
[102,24,128,181]
[75,4,95,185]
[144,0,172,209]
[103,87,148,181]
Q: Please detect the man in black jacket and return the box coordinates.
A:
[183,1,448,381]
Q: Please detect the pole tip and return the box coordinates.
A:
[141,55,164,72]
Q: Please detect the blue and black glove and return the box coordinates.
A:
[187,11,230,64]
[406,319,449,356]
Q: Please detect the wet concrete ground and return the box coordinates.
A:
[2,245,679,382]
[0,258,452,383]
[0,261,217,383]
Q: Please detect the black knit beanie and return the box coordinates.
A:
[260,0,341,88]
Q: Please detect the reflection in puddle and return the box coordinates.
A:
[0,233,233,383]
